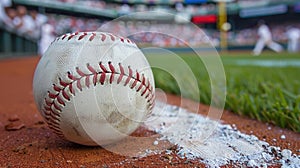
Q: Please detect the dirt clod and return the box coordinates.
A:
[5,122,25,131]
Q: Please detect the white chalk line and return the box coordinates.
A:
[141,102,300,167]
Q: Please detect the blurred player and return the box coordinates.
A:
[253,20,283,56]
[286,26,300,53]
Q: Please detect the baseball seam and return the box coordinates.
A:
[54,32,134,45]
[42,62,155,137]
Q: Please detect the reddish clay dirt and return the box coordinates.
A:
[0,56,299,167]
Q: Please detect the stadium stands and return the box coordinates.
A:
[1,0,300,54]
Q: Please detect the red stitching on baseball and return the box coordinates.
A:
[85,76,90,88]
[78,32,87,40]
[100,72,106,85]
[136,70,140,81]
[48,91,57,99]
[42,62,154,138]
[99,62,108,73]
[108,62,115,72]
[141,86,148,96]
[124,66,132,86]
[131,71,139,89]
[141,75,145,85]
[68,72,77,80]
[53,84,61,92]
[145,92,151,99]
[62,89,70,100]
[87,64,98,86]
[89,33,96,41]
[109,73,114,84]
[69,83,75,95]
[109,34,115,41]
[108,62,115,84]
[117,63,124,84]
[68,34,75,40]
[87,63,97,74]
[53,101,62,111]
[76,67,85,77]
[101,33,106,41]
[56,95,65,106]
[62,34,67,40]
[44,106,51,112]
[147,80,151,90]
[50,108,60,117]
[59,78,68,87]
[92,74,97,86]
[45,99,52,106]
[77,80,83,91]
[58,32,136,46]
[137,74,145,92]
[143,80,151,97]
[50,111,60,120]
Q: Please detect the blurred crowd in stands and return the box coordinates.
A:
[55,0,216,15]
[0,0,50,53]
[1,5,47,39]
[0,0,300,54]
[100,21,216,47]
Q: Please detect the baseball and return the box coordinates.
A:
[33,32,155,146]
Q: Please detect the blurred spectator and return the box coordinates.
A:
[3,8,18,30]
[0,0,12,26]
[29,10,48,39]
[119,4,131,15]
[253,20,283,56]
[286,26,300,53]
[39,23,55,55]
[15,6,35,36]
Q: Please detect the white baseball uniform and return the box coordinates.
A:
[286,27,300,53]
[38,23,55,55]
[253,24,283,56]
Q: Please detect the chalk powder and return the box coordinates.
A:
[142,102,300,167]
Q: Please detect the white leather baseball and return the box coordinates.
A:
[33,32,155,146]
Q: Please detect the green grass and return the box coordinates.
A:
[145,51,300,132]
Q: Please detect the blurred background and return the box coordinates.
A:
[0,0,300,56]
